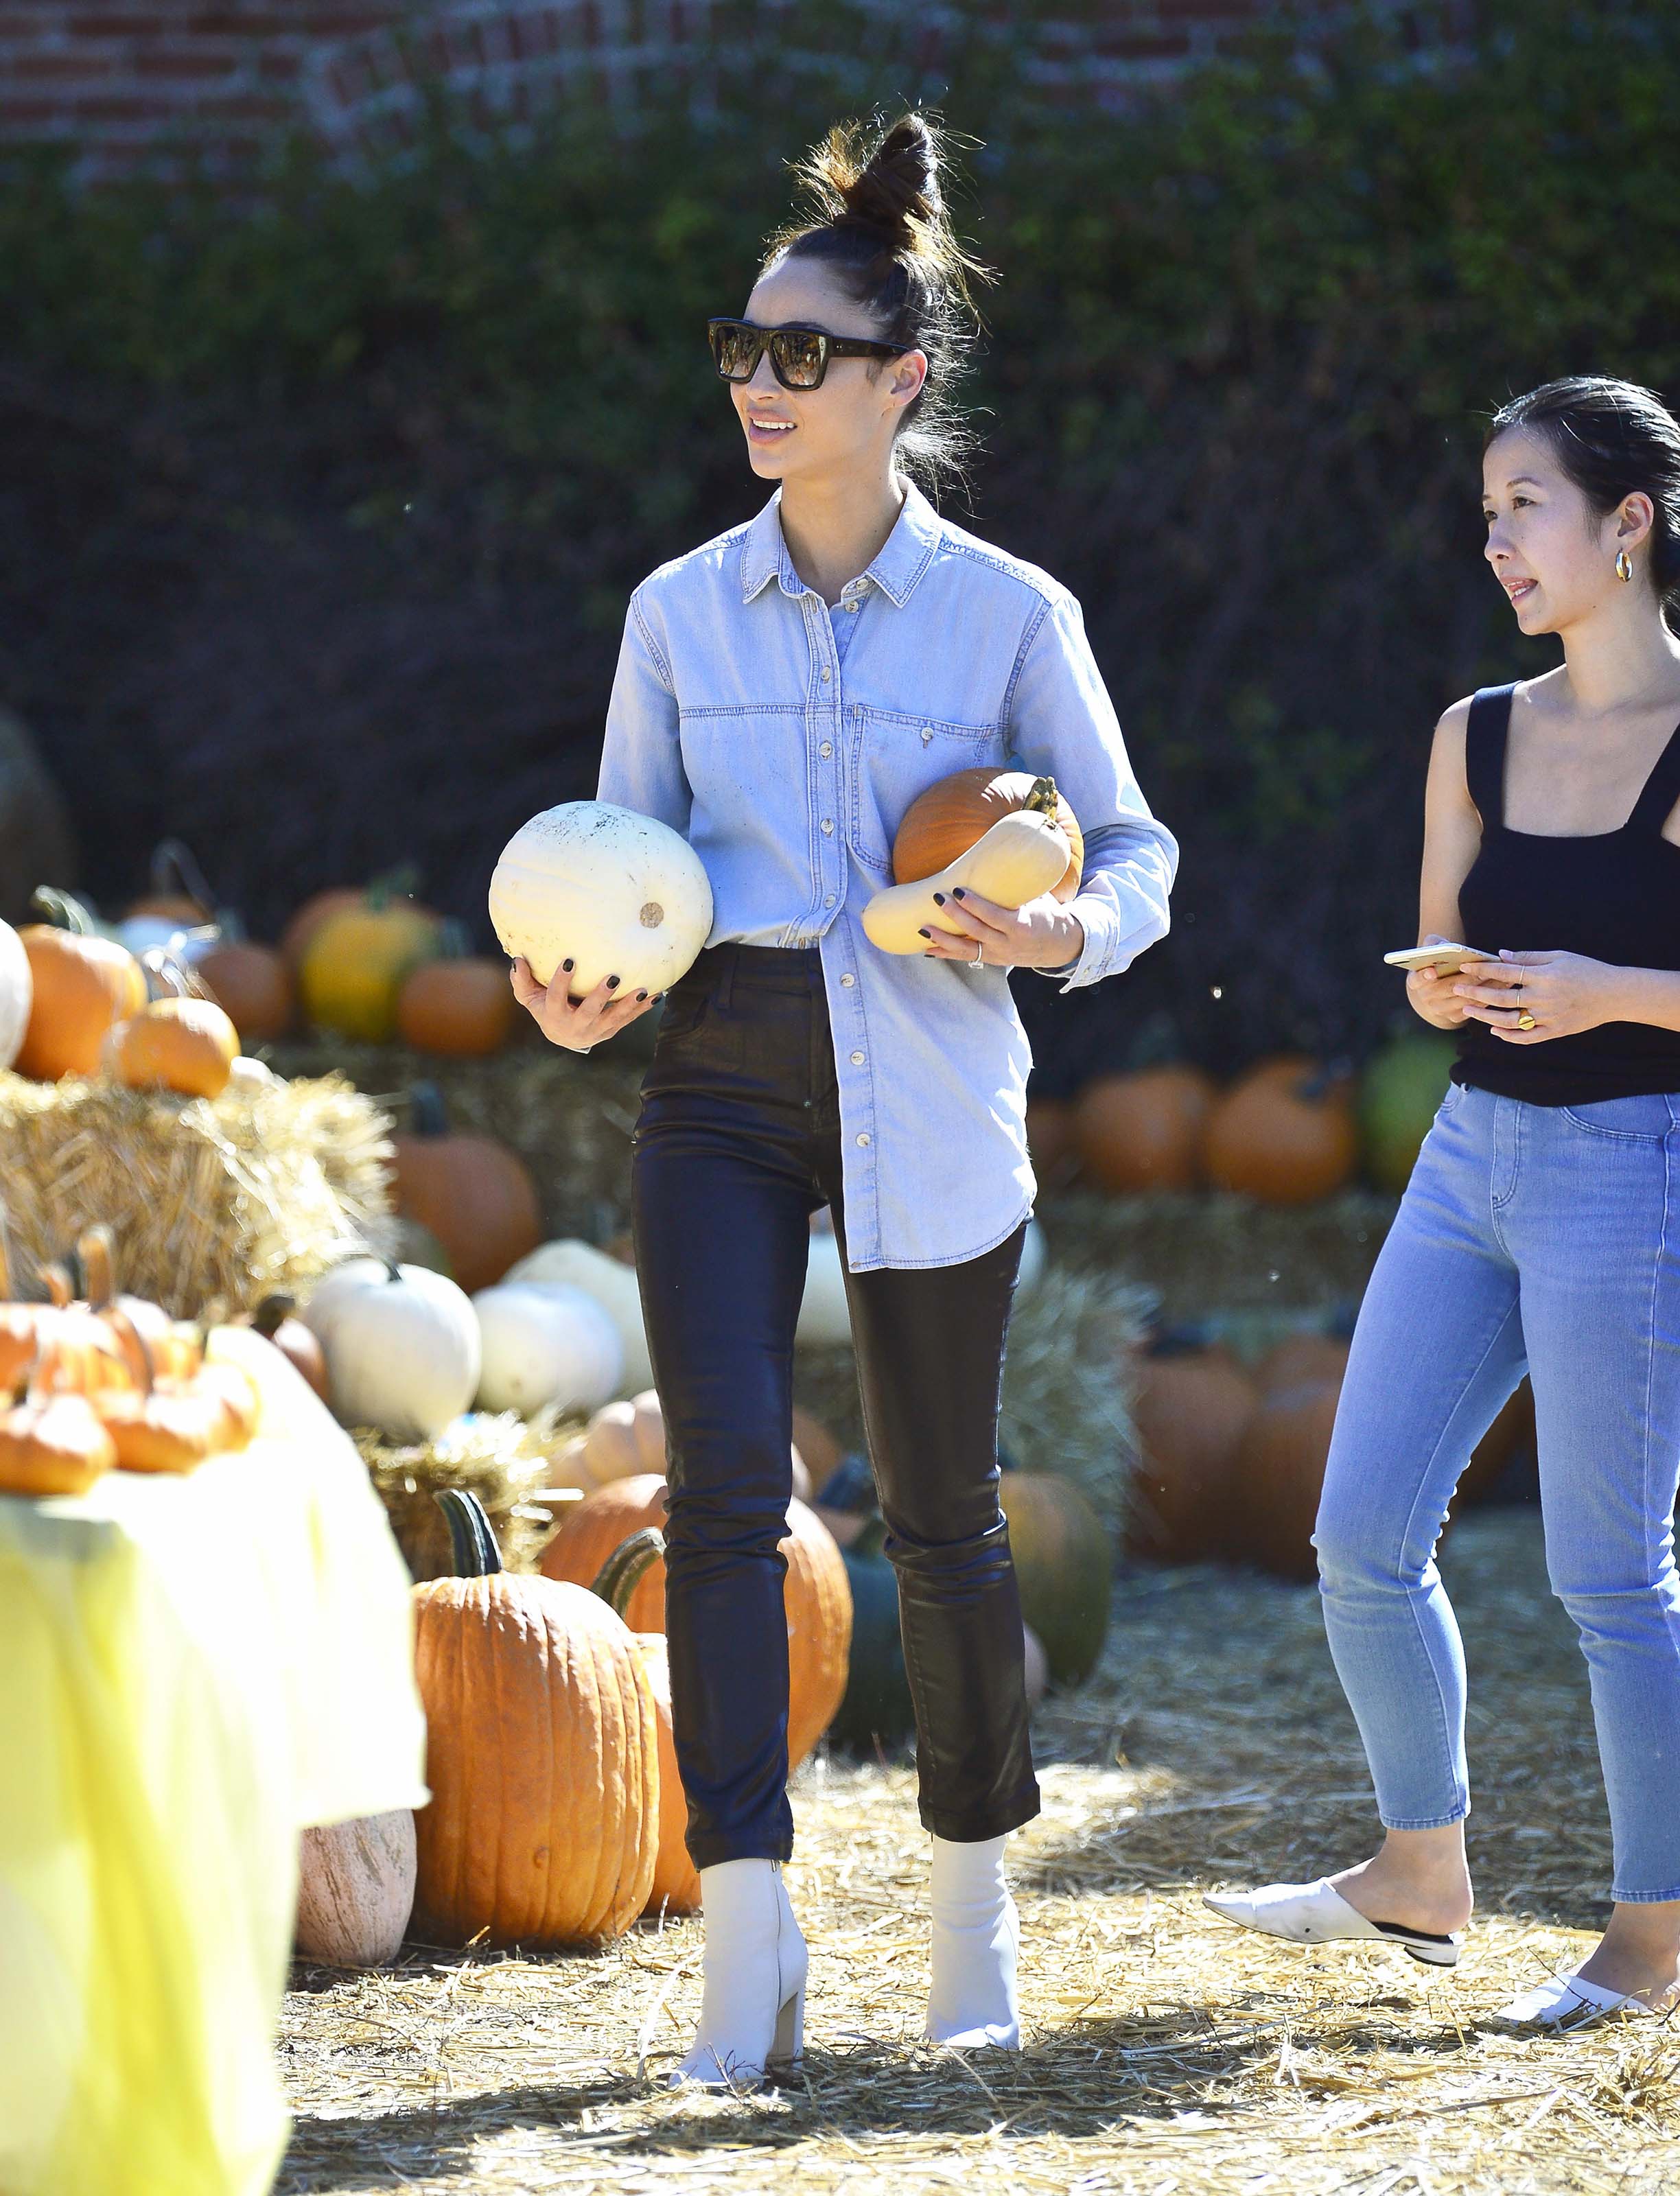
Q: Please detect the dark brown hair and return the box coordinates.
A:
[762,111,992,493]
[1486,376,1680,627]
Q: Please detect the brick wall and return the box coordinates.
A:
[0,2,1384,177]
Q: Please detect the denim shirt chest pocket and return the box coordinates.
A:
[679,704,808,817]
[848,705,1007,877]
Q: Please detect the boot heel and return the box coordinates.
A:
[770,1981,805,2064]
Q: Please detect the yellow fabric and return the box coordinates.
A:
[0,1327,428,2196]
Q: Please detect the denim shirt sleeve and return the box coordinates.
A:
[1005,592,1178,992]
[595,589,692,832]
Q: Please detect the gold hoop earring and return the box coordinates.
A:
[1616,550,1634,583]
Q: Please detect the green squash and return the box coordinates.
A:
[1360,1031,1458,1193]
[1001,1471,1111,1688]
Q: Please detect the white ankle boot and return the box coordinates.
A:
[925,1834,1020,2050]
[671,1859,808,2090]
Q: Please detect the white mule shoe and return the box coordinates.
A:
[1495,1971,1660,2028]
[1203,1878,1462,1968]
[670,1859,808,2090]
[926,1834,1021,2051]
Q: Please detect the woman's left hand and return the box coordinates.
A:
[918,888,1084,971]
[1452,950,1626,1041]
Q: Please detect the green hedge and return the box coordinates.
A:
[2,0,1677,1083]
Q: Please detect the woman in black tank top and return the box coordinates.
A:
[1205,377,1680,2028]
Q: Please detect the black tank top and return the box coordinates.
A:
[1453,682,1680,1103]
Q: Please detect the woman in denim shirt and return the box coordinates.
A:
[513,113,1177,2083]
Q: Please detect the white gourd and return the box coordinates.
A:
[473,1282,623,1416]
[861,809,1072,955]
[300,1258,480,1441]
[501,1238,653,1394]
[295,1808,416,1967]
[489,801,713,998]
[0,919,32,1071]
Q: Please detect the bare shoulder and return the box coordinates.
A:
[1432,694,1474,756]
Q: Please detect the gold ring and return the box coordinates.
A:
[1517,1010,1537,1030]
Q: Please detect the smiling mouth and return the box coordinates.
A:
[1503,577,1537,602]
[748,418,795,434]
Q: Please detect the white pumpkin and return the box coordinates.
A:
[0,918,32,1071]
[1018,1217,1047,1300]
[295,1808,416,1967]
[501,1238,653,1394]
[301,1257,480,1440]
[488,800,713,998]
[797,1229,854,1348]
[226,1053,280,1093]
[473,1281,623,1416]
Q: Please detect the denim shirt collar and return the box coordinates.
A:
[739,478,943,609]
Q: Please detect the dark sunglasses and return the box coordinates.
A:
[708,316,902,392]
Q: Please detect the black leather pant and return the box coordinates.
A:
[631,943,1041,1868]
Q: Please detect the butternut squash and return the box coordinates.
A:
[861,809,1073,956]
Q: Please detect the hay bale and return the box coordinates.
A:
[355,1410,587,1580]
[0,1067,393,1318]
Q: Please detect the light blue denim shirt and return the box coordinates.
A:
[598,480,1178,1270]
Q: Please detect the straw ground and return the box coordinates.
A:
[278,1508,1679,2194]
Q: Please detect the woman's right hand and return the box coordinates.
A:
[509,956,660,1051]
[1406,936,1472,1029]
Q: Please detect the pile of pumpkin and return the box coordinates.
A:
[0,1226,260,1495]
[1128,1318,1536,1581]
[1029,1030,1460,1206]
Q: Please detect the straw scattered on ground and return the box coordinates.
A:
[353,1411,589,1581]
[0,1066,392,1316]
[277,1508,1678,2194]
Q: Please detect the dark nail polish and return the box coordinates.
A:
[654,992,666,1003]
[636,990,648,1002]
[918,927,931,938]
[932,892,946,905]
[562,958,574,972]
[606,974,620,989]
[951,887,966,900]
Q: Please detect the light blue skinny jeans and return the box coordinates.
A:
[1314,1079,1680,1902]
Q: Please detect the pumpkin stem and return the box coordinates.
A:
[42,1263,72,1311]
[74,1226,115,1309]
[364,864,423,913]
[249,1292,295,1340]
[590,1526,666,1617]
[434,1486,503,1577]
[148,838,217,913]
[1023,776,1061,818]
[103,1305,156,1396]
[30,887,99,935]
[141,944,213,1003]
[0,1198,14,1302]
[410,1080,450,1138]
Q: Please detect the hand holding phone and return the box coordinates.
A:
[1384,942,1496,977]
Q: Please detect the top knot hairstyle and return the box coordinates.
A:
[1487,376,1680,629]
[763,111,993,493]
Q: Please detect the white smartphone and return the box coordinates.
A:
[1383,942,1497,975]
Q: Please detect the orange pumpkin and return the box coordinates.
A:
[1254,1331,1352,1396]
[16,900,148,1080]
[592,1528,701,1916]
[396,926,515,1057]
[1227,1374,1344,1580]
[1203,1057,1359,1206]
[892,768,1084,902]
[1075,1066,1218,1194]
[540,1473,852,1768]
[389,1082,541,1295]
[103,996,240,1100]
[196,941,294,1044]
[73,1226,202,1385]
[412,1488,659,1948]
[1127,1331,1259,1563]
[0,1381,117,1495]
[1025,1095,1082,1192]
[243,1292,330,1403]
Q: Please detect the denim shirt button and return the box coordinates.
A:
[850,1050,865,1065]
[821,817,834,834]
[840,972,855,988]
[820,666,832,682]
[856,1132,871,1147]
[824,894,836,907]
[819,741,832,758]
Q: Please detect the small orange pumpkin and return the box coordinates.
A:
[1203,1057,1359,1206]
[1127,1329,1259,1564]
[540,1473,852,1769]
[1075,1066,1218,1194]
[103,996,240,1100]
[0,1377,117,1495]
[892,768,1084,902]
[389,1082,541,1296]
[16,892,148,1080]
[396,924,515,1057]
[196,941,294,1044]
